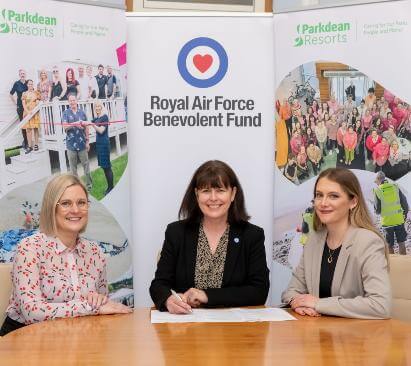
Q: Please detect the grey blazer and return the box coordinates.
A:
[282,226,391,319]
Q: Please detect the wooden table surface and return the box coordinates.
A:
[0,308,410,365]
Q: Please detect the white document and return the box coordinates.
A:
[150,308,296,324]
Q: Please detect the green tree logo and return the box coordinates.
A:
[0,9,10,34]
[294,37,303,47]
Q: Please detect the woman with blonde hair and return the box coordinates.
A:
[282,167,391,319]
[37,69,51,102]
[0,174,131,336]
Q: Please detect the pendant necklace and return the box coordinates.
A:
[327,238,343,264]
[327,247,336,264]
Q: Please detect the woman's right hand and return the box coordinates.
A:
[98,300,132,315]
[294,307,321,317]
[165,293,192,314]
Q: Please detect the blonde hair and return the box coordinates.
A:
[312,168,389,262]
[93,100,108,116]
[39,174,88,236]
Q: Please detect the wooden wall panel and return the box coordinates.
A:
[315,62,349,103]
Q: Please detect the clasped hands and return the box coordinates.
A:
[166,288,208,314]
[290,294,321,317]
[86,291,132,315]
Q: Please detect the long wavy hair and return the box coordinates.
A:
[312,168,379,236]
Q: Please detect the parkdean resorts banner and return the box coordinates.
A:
[272,0,411,304]
[0,0,132,307]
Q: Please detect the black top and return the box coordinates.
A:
[62,80,79,100]
[95,74,107,99]
[149,220,270,311]
[319,242,342,298]
[286,162,297,177]
[50,81,63,100]
[10,80,28,108]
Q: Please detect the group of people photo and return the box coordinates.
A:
[276,70,411,186]
[8,64,124,198]
[1,162,392,336]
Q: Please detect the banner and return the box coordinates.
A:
[272,0,411,303]
[128,14,274,306]
[0,0,132,305]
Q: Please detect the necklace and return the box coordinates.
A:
[327,247,337,264]
[326,238,343,264]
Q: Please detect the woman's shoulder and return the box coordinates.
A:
[77,237,103,252]
[17,231,47,251]
[350,227,385,252]
[355,227,383,239]
[232,221,264,238]
[166,219,196,234]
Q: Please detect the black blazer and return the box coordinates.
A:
[149,220,270,310]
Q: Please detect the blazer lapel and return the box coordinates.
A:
[222,223,243,285]
[331,226,355,295]
[185,222,199,287]
[311,229,327,297]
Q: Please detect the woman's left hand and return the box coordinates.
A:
[87,291,108,310]
[183,288,208,308]
[290,294,319,310]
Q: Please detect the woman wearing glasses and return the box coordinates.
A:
[282,168,391,319]
[0,174,131,336]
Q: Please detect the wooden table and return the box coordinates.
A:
[1,308,410,365]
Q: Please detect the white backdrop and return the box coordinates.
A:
[127,14,275,306]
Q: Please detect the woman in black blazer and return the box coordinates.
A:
[150,160,270,314]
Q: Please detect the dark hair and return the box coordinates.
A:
[178,160,250,224]
[368,87,375,93]
[98,64,104,69]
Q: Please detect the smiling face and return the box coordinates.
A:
[95,103,102,116]
[27,80,34,91]
[55,185,89,237]
[68,94,77,110]
[195,184,236,223]
[314,177,357,228]
[19,69,26,80]
[66,69,74,81]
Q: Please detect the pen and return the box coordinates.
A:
[171,289,193,313]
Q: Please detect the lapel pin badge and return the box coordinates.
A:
[234,237,240,244]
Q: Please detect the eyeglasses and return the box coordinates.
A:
[57,199,90,211]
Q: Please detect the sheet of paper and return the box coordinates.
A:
[150,308,296,323]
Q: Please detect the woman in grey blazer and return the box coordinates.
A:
[282,168,391,319]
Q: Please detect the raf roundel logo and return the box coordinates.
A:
[177,37,228,88]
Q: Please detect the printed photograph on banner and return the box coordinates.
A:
[0,1,132,306]
[6,62,127,201]
[273,61,410,264]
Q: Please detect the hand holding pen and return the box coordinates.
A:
[165,289,193,314]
